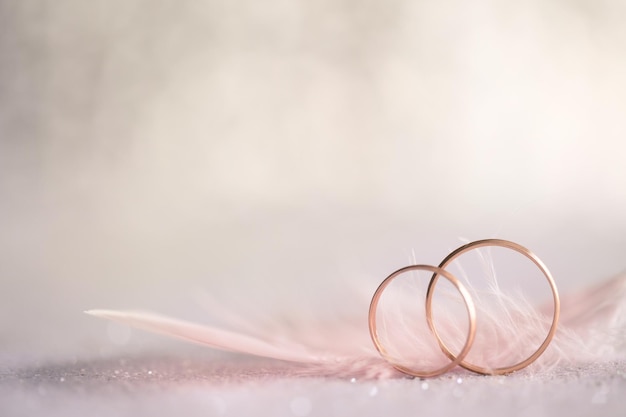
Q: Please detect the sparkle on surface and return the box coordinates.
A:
[1,354,624,416]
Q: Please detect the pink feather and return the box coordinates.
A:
[86,271,626,378]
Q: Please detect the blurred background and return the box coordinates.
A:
[1,0,625,363]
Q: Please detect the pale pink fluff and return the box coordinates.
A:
[86,272,626,379]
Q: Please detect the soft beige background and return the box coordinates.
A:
[1,0,625,361]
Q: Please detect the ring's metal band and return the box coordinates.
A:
[426,239,560,375]
[368,264,477,378]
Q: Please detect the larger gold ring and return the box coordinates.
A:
[426,239,560,375]
[369,264,477,378]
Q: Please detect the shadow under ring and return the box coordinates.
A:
[369,264,477,378]
[426,239,561,375]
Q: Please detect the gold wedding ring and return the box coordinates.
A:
[427,239,560,375]
[368,265,477,378]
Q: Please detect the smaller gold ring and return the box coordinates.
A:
[369,264,477,378]
[426,239,560,375]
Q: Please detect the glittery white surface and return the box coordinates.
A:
[1,354,624,417]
